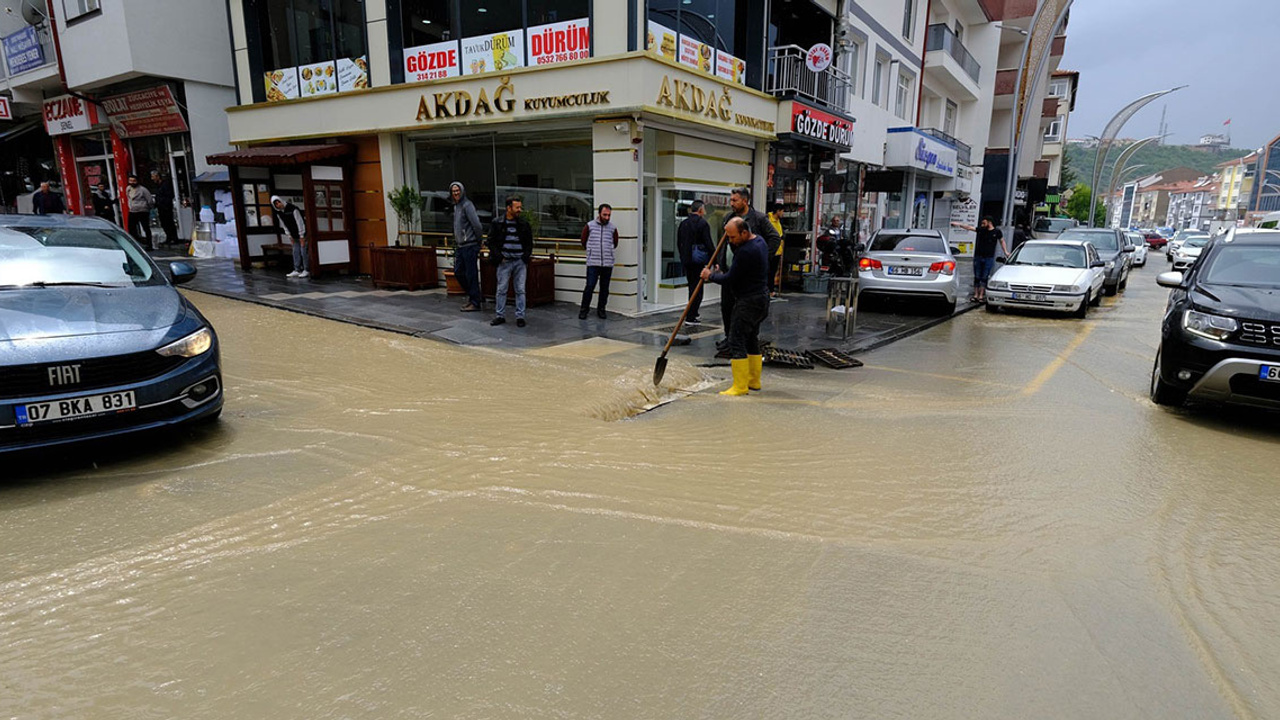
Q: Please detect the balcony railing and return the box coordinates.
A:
[766,45,852,111]
[925,24,980,83]
[920,127,972,166]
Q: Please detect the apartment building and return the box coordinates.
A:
[1166,176,1218,231]
[1246,131,1280,222]
[1216,151,1257,223]
[1037,68,1076,215]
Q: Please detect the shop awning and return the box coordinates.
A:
[192,170,229,184]
[0,120,41,143]
[206,143,354,167]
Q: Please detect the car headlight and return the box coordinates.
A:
[987,280,1009,290]
[1052,285,1079,293]
[157,327,214,358]
[1105,261,1115,269]
[1182,310,1238,341]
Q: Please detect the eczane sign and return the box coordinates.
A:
[43,95,99,136]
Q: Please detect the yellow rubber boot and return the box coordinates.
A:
[747,354,763,391]
[720,358,750,396]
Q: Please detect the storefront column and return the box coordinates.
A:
[52,136,81,216]
[111,130,131,228]
[378,133,403,246]
[752,141,769,205]
[591,118,642,312]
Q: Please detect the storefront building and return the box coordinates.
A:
[222,0,783,313]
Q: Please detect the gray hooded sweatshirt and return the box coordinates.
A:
[451,182,483,248]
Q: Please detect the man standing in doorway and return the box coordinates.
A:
[31,181,65,215]
[152,170,179,246]
[717,187,781,351]
[767,202,786,296]
[124,175,155,249]
[488,195,533,328]
[951,216,1007,302]
[450,181,485,312]
[702,217,770,396]
[91,182,117,224]
[677,200,716,324]
[579,203,619,320]
[272,195,309,279]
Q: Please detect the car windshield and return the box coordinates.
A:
[1200,245,1280,288]
[1060,230,1119,251]
[0,226,159,289]
[1183,237,1209,249]
[1034,218,1075,232]
[1008,244,1087,268]
[869,234,947,254]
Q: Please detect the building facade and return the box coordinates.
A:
[1246,132,1280,221]
[1165,177,1218,231]
[1216,151,1257,224]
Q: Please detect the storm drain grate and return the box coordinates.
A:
[764,346,814,369]
[806,348,863,369]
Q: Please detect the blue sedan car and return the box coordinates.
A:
[0,215,222,453]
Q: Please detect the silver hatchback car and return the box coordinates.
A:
[857,229,960,312]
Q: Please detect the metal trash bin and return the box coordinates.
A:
[826,276,857,339]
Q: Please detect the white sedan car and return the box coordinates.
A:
[985,240,1106,317]
[1125,231,1148,267]
[1171,235,1210,271]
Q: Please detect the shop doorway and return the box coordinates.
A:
[72,132,117,220]
[645,188,730,311]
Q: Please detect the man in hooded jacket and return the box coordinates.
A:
[450,181,485,311]
[272,195,309,278]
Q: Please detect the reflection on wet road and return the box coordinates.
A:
[3,272,1278,718]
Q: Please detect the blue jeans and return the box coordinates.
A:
[973,256,996,289]
[291,238,308,273]
[454,243,482,306]
[494,259,527,319]
[580,265,613,312]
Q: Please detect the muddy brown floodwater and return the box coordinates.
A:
[2,281,1279,719]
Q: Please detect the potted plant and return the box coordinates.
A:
[387,184,424,246]
[371,185,438,290]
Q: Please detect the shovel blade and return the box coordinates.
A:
[652,356,668,386]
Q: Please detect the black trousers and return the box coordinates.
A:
[684,263,705,319]
[128,212,152,247]
[157,204,178,244]
[727,293,769,360]
[580,265,613,311]
[768,253,781,293]
[720,286,736,335]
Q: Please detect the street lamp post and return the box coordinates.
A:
[1087,86,1186,227]
[1104,164,1149,227]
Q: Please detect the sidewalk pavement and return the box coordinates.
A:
[168,254,978,358]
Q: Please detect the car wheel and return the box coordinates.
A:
[1104,283,1118,296]
[1074,296,1089,318]
[985,302,998,314]
[1119,275,1128,292]
[1090,287,1102,306]
[1150,350,1187,407]
[942,298,957,315]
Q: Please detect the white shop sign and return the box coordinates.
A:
[43,94,99,136]
[884,127,957,178]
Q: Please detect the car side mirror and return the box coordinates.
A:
[169,261,197,285]
[1121,246,1135,253]
[1090,260,1105,268]
[1156,271,1184,288]
[995,256,1006,264]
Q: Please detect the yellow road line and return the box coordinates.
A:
[860,364,1019,389]
[1020,323,1096,397]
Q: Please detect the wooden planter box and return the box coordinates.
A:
[480,256,556,307]
[444,271,463,295]
[369,245,439,291]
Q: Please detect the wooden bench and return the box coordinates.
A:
[260,242,294,269]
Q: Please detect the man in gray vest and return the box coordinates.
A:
[578,203,619,319]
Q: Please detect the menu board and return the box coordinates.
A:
[299,61,338,97]
[337,56,369,92]
[264,68,300,102]
[460,29,525,76]
[715,50,746,85]
[647,21,677,61]
[678,35,714,75]
[404,40,460,81]
[528,18,590,66]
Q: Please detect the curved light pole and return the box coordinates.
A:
[1000,0,1073,237]
[1103,134,1166,218]
[1087,86,1187,227]
[1105,164,1150,227]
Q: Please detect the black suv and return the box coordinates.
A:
[1151,228,1280,409]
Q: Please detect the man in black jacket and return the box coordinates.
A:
[487,196,534,327]
[677,200,717,324]
[152,170,179,245]
[702,217,770,396]
[717,186,781,350]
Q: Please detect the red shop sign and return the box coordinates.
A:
[100,86,189,139]
[788,101,854,150]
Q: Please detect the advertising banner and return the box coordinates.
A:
[714,50,746,85]
[43,95,99,136]
[3,26,44,76]
[404,41,459,82]
[678,34,714,75]
[528,18,590,66]
[299,61,339,97]
[264,67,300,102]
[337,56,369,91]
[101,86,189,139]
[461,29,525,75]
[646,21,677,62]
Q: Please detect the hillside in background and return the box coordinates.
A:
[1064,141,1250,193]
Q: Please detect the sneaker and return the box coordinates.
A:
[460,303,480,312]
[286,271,300,278]
[578,309,589,320]
[516,318,527,328]
[298,271,310,279]
[490,317,506,326]
[687,316,702,325]
[596,309,607,319]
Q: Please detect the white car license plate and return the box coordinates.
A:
[1260,366,1280,383]
[16,390,137,425]
[1012,292,1048,302]
[888,266,924,276]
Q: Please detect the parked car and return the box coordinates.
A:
[857,229,959,313]
[1166,230,1209,260]
[1057,227,1133,295]
[1171,235,1211,271]
[0,215,222,453]
[1143,231,1168,249]
[1151,228,1280,408]
[985,240,1106,317]
[1125,231,1149,267]
[1032,216,1078,240]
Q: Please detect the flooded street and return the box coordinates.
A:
[4,274,1279,719]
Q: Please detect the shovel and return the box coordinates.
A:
[653,229,731,386]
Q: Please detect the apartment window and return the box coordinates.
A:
[872,54,886,106]
[1048,79,1069,98]
[953,20,963,43]
[894,70,912,120]
[943,99,957,136]
[1045,115,1064,142]
[902,0,915,40]
[63,0,99,20]
[402,0,453,49]
[249,0,368,101]
[840,38,862,96]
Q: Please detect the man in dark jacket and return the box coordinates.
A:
[702,217,770,396]
[32,182,65,215]
[677,200,716,324]
[717,186,781,350]
[487,195,534,327]
[91,182,118,224]
[451,181,485,311]
[152,170,179,245]
[272,195,309,279]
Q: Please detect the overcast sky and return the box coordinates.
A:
[1060,0,1275,151]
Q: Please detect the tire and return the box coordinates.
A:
[942,299,957,315]
[985,302,998,314]
[1150,349,1187,407]
[1090,287,1103,306]
[1104,282,1118,297]
[1119,274,1128,292]
[1074,296,1089,318]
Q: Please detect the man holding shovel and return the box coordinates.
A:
[717,187,781,352]
[702,217,769,396]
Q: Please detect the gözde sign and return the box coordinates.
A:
[780,100,854,150]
